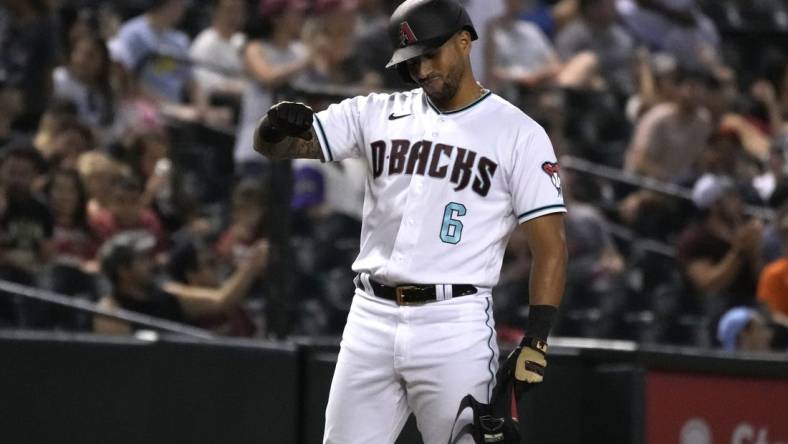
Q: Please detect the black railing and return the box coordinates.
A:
[0,279,214,339]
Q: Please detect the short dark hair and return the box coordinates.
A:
[101,244,136,285]
[99,232,155,285]
[167,240,200,283]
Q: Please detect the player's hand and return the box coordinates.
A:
[511,336,547,398]
[257,101,314,144]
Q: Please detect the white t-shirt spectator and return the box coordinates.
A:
[616,0,720,69]
[109,15,192,102]
[555,18,636,95]
[234,41,306,166]
[466,0,505,84]
[189,28,246,96]
[489,19,557,101]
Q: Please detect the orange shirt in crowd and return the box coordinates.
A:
[757,258,788,316]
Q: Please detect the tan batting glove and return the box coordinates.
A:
[513,337,548,395]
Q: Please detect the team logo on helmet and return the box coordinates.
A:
[399,22,418,47]
[542,161,562,195]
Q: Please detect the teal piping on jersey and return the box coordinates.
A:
[517,204,567,221]
[313,116,333,162]
[484,297,496,403]
[425,89,492,115]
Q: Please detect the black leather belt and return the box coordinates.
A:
[355,276,478,305]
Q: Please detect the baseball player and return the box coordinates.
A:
[253,0,567,443]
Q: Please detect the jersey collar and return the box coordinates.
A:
[425,89,492,116]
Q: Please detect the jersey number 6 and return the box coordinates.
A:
[440,202,466,244]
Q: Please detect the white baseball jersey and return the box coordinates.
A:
[312,88,565,288]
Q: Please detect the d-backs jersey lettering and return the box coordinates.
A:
[312,89,566,288]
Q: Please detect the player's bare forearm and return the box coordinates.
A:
[253,127,323,161]
[522,213,567,307]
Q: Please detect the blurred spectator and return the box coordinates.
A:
[108,0,193,104]
[77,151,128,219]
[555,0,635,96]
[522,0,580,36]
[165,238,267,336]
[34,101,79,160]
[189,0,247,101]
[748,78,786,139]
[0,143,53,285]
[44,168,100,327]
[697,130,760,202]
[465,0,505,83]
[562,171,627,330]
[233,0,310,177]
[88,175,165,249]
[768,57,788,129]
[294,158,366,221]
[757,207,788,325]
[108,70,165,144]
[711,84,773,162]
[46,168,98,267]
[717,306,773,352]
[116,131,176,222]
[94,231,269,335]
[0,87,24,148]
[109,0,233,129]
[37,118,95,171]
[677,174,761,312]
[290,165,362,267]
[301,2,374,88]
[615,0,726,78]
[0,0,58,130]
[355,0,387,38]
[624,68,713,183]
[485,0,559,101]
[494,221,539,341]
[356,0,408,90]
[484,0,598,108]
[752,140,787,204]
[52,34,115,130]
[626,50,677,122]
[290,165,361,334]
[216,179,269,268]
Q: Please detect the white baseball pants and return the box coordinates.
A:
[323,286,499,444]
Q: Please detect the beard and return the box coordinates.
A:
[421,62,464,108]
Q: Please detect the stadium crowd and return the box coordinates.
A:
[0,0,786,352]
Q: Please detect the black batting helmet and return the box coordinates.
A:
[386,0,478,83]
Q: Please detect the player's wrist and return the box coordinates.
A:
[523,304,558,344]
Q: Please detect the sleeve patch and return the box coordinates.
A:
[541,161,562,196]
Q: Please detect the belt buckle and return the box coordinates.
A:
[395,285,419,306]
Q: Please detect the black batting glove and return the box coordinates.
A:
[258,101,314,143]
